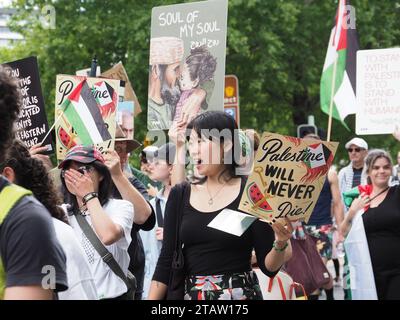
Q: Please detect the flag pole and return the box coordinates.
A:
[327,56,338,142]
[38,110,65,147]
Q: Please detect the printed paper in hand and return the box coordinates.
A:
[207,209,257,237]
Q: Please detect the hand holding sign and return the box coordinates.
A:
[29,144,53,171]
[269,218,294,243]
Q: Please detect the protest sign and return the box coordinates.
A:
[3,56,53,153]
[148,0,228,130]
[102,62,142,116]
[224,75,240,126]
[76,66,101,77]
[239,132,338,223]
[117,101,135,139]
[55,75,120,160]
[356,48,400,135]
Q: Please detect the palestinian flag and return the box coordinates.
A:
[60,80,111,145]
[342,184,373,209]
[320,0,359,127]
[92,81,118,118]
[301,143,334,183]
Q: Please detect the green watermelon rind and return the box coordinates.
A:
[246,182,272,213]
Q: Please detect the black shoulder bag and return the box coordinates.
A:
[166,182,189,300]
[75,212,137,300]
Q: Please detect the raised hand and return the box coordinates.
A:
[103,149,122,177]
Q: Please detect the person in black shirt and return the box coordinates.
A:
[342,149,400,299]
[148,111,293,300]
[0,66,67,299]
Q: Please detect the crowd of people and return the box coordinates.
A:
[1,64,400,300]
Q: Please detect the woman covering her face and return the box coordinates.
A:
[59,145,134,300]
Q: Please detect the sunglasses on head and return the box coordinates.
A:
[61,165,93,178]
[347,147,362,153]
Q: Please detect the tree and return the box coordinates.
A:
[2,0,400,165]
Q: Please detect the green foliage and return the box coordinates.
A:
[2,0,400,167]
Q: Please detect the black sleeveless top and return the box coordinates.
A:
[152,179,278,285]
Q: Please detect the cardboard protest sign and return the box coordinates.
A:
[55,75,120,160]
[224,75,240,126]
[356,48,400,135]
[239,132,338,223]
[148,0,228,130]
[102,62,142,116]
[3,56,53,153]
[76,66,101,77]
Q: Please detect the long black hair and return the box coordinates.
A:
[186,111,241,183]
[60,159,112,214]
[0,67,21,164]
[0,139,67,223]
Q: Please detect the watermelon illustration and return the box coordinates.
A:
[58,126,76,149]
[247,182,272,212]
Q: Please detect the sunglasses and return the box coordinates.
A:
[347,147,362,153]
[61,165,94,178]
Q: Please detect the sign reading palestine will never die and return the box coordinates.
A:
[239,132,338,223]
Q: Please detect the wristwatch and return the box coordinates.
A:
[82,192,98,205]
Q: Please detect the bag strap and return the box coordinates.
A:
[289,282,307,300]
[74,212,131,290]
[267,275,287,300]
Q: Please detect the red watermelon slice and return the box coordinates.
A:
[58,126,76,149]
[247,182,272,212]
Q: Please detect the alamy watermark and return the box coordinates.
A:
[145,128,256,176]
[41,265,56,290]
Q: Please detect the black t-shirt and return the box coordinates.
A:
[0,177,68,292]
[363,185,400,279]
[153,179,278,285]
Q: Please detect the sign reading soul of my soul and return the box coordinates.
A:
[239,133,338,223]
[148,0,228,130]
[55,75,120,160]
[3,56,53,153]
[356,48,400,135]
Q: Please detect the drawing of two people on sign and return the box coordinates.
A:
[147,37,217,130]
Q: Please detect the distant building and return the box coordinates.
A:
[0,8,23,47]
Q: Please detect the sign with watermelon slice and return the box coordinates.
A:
[239,132,338,223]
[55,75,121,161]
